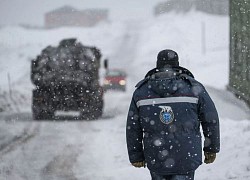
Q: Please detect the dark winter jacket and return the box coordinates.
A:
[126,66,220,175]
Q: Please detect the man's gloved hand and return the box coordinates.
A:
[204,152,216,164]
[131,161,146,168]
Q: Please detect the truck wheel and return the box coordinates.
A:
[32,106,54,120]
[33,110,46,120]
[32,103,42,120]
[89,104,103,120]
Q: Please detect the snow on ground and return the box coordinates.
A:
[0,11,250,180]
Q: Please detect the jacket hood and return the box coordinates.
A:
[146,66,194,97]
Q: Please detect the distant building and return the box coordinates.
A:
[45,6,109,28]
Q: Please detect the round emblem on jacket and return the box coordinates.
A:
[159,106,174,124]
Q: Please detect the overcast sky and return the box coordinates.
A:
[0,0,163,26]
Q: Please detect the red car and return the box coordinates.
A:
[103,69,127,91]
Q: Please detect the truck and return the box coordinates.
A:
[31,38,104,120]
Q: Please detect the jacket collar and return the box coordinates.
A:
[145,66,194,79]
[136,66,194,89]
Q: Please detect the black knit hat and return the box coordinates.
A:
[156,49,179,68]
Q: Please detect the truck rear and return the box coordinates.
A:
[31,38,104,120]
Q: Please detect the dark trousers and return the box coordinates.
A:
[150,171,195,180]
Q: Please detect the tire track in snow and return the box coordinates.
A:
[0,123,40,156]
[41,145,81,180]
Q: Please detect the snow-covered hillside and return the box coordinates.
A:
[0,11,250,180]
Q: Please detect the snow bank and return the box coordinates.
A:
[131,11,229,89]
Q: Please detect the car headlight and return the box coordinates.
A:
[104,79,110,85]
[119,80,126,85]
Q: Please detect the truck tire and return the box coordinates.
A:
[32,106,54,120]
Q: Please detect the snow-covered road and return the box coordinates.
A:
[0,88,249,180]
[0,91,137,180]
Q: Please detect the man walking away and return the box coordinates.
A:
[126,49,220,180]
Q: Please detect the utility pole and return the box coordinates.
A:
[201,22,206,55]
[8,73,12,98]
